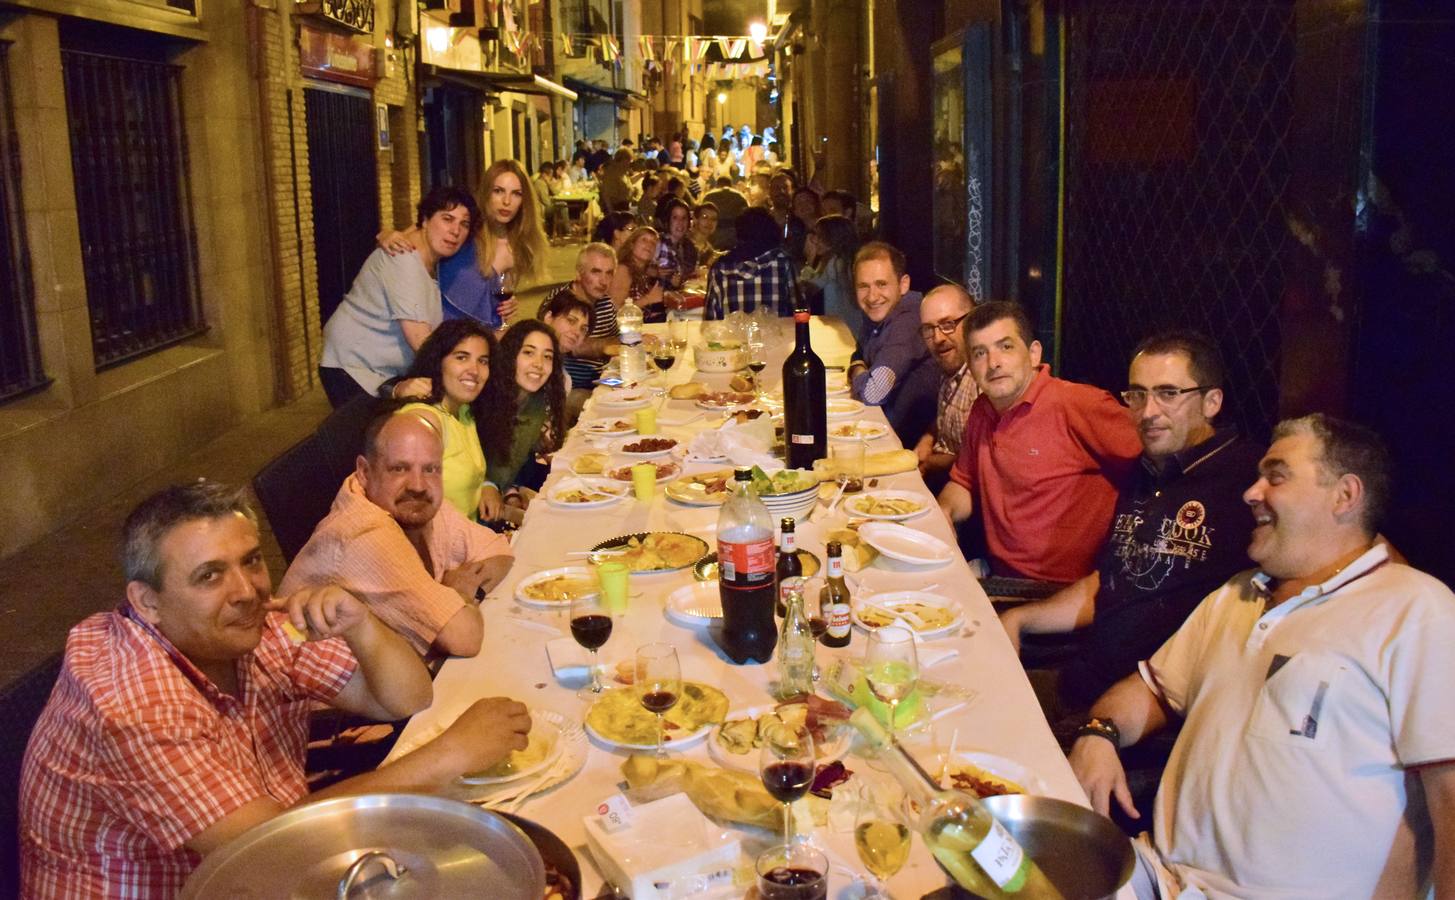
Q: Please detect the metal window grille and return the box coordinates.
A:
[0,42,47,402]
[1060,0,1293,438]
[61,47,205,369]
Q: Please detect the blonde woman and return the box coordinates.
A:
[611,226,666,321]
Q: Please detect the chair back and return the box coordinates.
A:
[253,394,376,563]
[1,654,64,899]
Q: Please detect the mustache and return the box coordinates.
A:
[395,489,433,503]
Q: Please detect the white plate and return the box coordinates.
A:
[514,566,600,608]
[826,398,866,419]
[584,696,719,752]
[828,420,891,442]
[827,384,851,397]
[595,388,652,410]
[459,714,563,784]
[545,477,629,509]
[582,417,637,436]
[903,752,1048,815]
[852,590,964,639]
[858,522,956,567]
[671,444,730,465]
[611,436,679,458]
[843,490,931,522]
[707,704,854,774]
[665,469,736,506]
[826,372,849,392]
[696,392,758,410]
[664,581,723,626]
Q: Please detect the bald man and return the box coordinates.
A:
[279,408,514,657]
[914,284,977,488]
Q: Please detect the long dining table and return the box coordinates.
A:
[386,316,1115,898]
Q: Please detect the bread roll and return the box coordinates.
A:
[812,448,918,481]
[669,381,706,399]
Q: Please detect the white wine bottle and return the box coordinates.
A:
[849,708,1065,899]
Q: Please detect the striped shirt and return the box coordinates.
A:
[20,608,356,898]
[704,247,797,319]
[278,474,513,655]
[554,284,618,390]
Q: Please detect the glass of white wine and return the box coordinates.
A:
[863,626,918,745]
[854,782,911,897]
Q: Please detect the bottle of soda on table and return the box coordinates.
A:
[715,467,778,664]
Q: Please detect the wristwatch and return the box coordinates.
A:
[1076,716,1121,748]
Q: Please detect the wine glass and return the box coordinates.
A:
[853,782,911,897]
[759,720,816,845]
[635,643,681,759]
[747,338,768,399]
[667,310,689,352]
[497,269,518,325]
[863,626,918,744]
[652,343,677,377]
[570,594,612,700]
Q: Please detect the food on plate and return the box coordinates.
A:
[585,418,634,433]
[667,469,734,504]
[826,524,878,572]
[728,373,755,393]
[620,437,677,453]
[697,390,756,408]
[594,531,707,572]
[621,755,780,830]
[669,381,706,399]
[551,483,626,505]
[857,599,957,632]
[573,451,609,475]
[812,448,918,481]
[521,574,598,603]
[606,461,679,483]
[716,696,851,756]
[695,549,819,581]
[848,495,924,517]
[945,761,1026,798]
[464,728,554,779]
[586,682,729,746]
[727,408,767,424]
[830,421,884,439]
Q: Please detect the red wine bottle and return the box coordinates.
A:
[781,303,827,470]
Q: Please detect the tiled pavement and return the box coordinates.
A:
[0,241,584,692]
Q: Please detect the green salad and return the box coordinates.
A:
[749,466,817,495]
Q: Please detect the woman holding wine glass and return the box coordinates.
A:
[759,720,816,846]
[635,643,681,759]
[570,594,613,700]
[611,226,667,323]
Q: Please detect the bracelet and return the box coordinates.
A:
[1076,716,1121,748]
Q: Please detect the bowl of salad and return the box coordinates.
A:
[692,339,747,373]
[748,466,821,523]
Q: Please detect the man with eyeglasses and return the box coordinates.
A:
[937,302,1141,584]
[913,284,977,491]
[999,331,1261,742]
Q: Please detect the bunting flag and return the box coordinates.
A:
[558,33,579,57]
[694,38,712,62]
[599,35,620,62]
[747,40,765,59]
[638,35,655,61]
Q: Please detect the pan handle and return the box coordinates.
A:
[337,850,408,899]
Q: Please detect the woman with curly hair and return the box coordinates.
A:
[477,319,566,522]
[378,160,547,331]
[611,225,668,322]
[394,318,498,520]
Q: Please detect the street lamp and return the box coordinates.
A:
[748,21,768,44]
[716,91,727,105]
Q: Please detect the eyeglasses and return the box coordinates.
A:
[918,313,970,341]
[1120,386,1209,408]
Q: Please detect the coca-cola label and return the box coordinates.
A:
[790,433,815,444]
[718,537,775,581]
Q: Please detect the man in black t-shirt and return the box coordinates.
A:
[999,331,1261,725]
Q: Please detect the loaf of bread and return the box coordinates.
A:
[811,448,918,482]
[826,525,878,572]
[668,381,706,399]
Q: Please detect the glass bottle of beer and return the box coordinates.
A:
[819,540,852,648]
[775,517,803,618]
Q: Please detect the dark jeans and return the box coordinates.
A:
[320,366,369,409]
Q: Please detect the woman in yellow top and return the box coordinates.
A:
[394,318,497,520]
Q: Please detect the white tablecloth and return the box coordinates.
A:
[387,317,1109,898]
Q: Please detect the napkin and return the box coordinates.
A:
[583,792,741,900]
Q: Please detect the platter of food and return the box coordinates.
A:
[584,682,730,751]
[693,548,820,582]
[857,522,956,568]
[582,417,636,436]
[695,391,758,410]
[828,420,891,442]
[460,714,563,784]
[612,436,678,458]
[604,460,681,485]
[826,398,866,419]
[545,477,629,509]
[708,696,854,773]
[843,490,930,522]
[665,469,735,506]
[589,531,710,573]
[514,566,600,608]
[852,590,963,639]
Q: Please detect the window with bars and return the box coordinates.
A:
[60,39,205,369]
[0,42,47,402]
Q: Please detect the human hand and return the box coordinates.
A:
[442,558,496,602]
[271,584,370,641]
[496,296,520,322]
[391,377,433,400]
[913,433,934,465]
[479,485,503,521]
[1069,736,1138,819]
[997,607,1024,656]
[438,697,532,774]
[476,555,514,594]
[376,228,418,256]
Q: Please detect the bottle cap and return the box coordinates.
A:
[780,517,795,531]
[826,540,842,556]
[734,466,752,481]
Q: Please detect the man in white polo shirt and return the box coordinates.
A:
[1070,413,1455,899]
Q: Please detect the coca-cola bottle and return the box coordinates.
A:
[715,467,778,663]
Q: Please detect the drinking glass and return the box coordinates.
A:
[667,311,689,352]
[570,594,612,700]
[863,626,918,744]
[755,843,828,900]
[829,437,866,494]
[853,782,911,897]
[635,643,681,759]
[747,339,768,398]
[759,721,816,845]
[497,269,519,325]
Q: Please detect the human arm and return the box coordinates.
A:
[853,317,927,406]
[399,320,432,351]
[1421,762,1455,897]
[376,226,419,256]
[479,483,503,520]
[937,479,974,524]
[1066,387,1143,482]
[998,573,1100,655]
[1067,673,1169,819]
[913,432,935,465]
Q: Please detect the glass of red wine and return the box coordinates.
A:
[497,269,518,325]
[652,346,677,376]
[755,841,828,900]
[634,643,681,759]
[759,720,816,846]
[570,595,612,700]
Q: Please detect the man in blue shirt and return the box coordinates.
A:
[847,242,940,445]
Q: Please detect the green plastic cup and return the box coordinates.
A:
[596,560,630,613]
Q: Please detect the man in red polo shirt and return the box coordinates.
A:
[20,481,531,899]
[937,302,1141,584]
